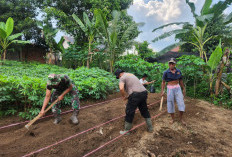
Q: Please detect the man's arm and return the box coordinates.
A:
[161,80,166,96]
[145,80,156,85]
[40,89,52,115]
[119,82,127,100]
[58,84,73,101]
[179,79,185,97]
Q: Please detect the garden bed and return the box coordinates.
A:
[0,93,232,157]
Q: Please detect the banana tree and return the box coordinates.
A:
[214,48,231,96]
[94,9,138,73]
[188,24,215,62]
[152,0,232,54]
[207,39,223,96]
[72,12,96,68]
[0,17,30,62]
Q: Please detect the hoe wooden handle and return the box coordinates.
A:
[25,99,59,129]
[159,96,163,111]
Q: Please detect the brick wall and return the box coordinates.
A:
[6,45,47,63]
[21,45,47,63]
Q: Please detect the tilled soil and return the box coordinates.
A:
[0,93,232,157]
[125,98,232,157]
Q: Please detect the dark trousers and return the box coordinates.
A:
[125,91,151,123]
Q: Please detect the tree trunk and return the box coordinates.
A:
[3,50,7,61]
[199,46,203,59]
[215,54,229,96]
[204,51,208,63]
[110,50,115,73]
[209,74,214,97]
[54,52,57,65]
[110,60,113,73]
[109,54,113,73]
[90,52,94,63]
[89,39,94,64]
[48,49,53,64]
[221,81,232,98]
[86,55,90,69]
[221,81,232,94]
[219,83,224,95]
[194,78,196,98]
[87,40,91,69]
[215,63,224,96]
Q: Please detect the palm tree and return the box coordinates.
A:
[94,9,139,73]
[72,12,96,68]
[152,0,232,55]
[0,17,30,62]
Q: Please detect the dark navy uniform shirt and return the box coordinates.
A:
[162,68,183,82]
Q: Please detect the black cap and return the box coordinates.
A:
[115,69,125,79]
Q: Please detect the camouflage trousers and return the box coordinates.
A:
[51,85,80,115]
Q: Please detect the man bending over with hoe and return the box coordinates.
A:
[115,69,153,135]
[40,74,80,124]
[161,58,186,125]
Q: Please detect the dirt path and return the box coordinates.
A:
[0,94,232,157]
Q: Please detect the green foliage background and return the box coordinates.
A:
[115,54,232,109]
[0,61,118,119]
[0,0,46,46]
[115,55,168,91]
[176,55,209,98]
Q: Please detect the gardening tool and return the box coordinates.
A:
[159,96,163,111]
[25,99,59,130]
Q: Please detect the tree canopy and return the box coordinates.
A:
[0,0,45,46]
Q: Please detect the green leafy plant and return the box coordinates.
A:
[94,9,139,72]
[72,12,96,68]
[37,19,65,65]
[115,55,167,91]
[0,17,30,62]
[207,40,223,96]
[0,60,118,119]
[135,41,155,59]
[177,55,207,97]
[189,24,215,62]
[62,45,88,69]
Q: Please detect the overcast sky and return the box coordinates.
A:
[127,0,232,52]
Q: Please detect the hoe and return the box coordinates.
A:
[159,96,163,111]
[25,99,59,134]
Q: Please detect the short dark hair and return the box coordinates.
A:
[142,74,148,78]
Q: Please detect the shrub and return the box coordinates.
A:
[176,55,208,97]
[115,55,168,92]
[0,61,118,119]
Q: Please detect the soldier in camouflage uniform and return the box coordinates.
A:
[40,74,80,124]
